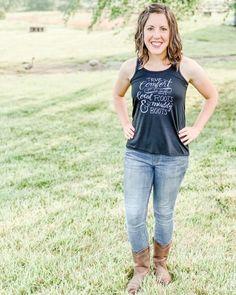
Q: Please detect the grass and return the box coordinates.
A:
[0,12,236,68]
[183,24,236,57]
[0,12,235,295]
[0,25,133,65]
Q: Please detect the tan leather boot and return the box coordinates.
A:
[153,240,172,285]
[126,247,150,294]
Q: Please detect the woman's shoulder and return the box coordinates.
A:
[120,57,137,81]
[180,56,203,83]
[181,56,200,68]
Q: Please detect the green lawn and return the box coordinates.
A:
[0,12,235,295]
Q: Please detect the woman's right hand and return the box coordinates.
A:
[123,123,135,140]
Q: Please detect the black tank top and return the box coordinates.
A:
[126,58,189,156]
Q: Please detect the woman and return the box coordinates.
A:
[113,3,218,294]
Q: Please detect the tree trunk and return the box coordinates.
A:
[234,0,236,26]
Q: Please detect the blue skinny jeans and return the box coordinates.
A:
[123,147,189,253]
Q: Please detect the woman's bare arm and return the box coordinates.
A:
[113,59,136,139]
[179,57,218,145]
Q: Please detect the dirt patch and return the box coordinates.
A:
[1,55,236,75]
[0,60,121,75]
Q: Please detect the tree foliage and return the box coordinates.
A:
[0,0,21,11]
[0,0,55,11]
[25,0,54,11]
[63,0,200,28]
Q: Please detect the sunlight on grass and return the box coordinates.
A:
[0,12,235,294]
[0,66,235,294]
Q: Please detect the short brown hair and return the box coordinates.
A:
[134,4,182,67]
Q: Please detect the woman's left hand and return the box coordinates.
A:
[178,126,201,145]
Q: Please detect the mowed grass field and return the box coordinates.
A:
[0,12,235,295]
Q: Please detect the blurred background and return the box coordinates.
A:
[0,0,235,69]
[0,1,235,294]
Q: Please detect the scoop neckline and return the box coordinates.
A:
[142,64,173,73]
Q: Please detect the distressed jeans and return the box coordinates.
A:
[124,147,189,253]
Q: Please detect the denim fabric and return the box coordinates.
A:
[123,147,189,253]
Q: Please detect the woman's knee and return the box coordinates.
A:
[126,207,146,228]
[154,209,174,224]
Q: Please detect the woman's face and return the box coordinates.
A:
[143,13,170,57]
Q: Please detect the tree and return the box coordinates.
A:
[0,0,21,11]
[25,0,54,11]
[223,0,236,26]
[234,0,236,26]
[62,0,200,28]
